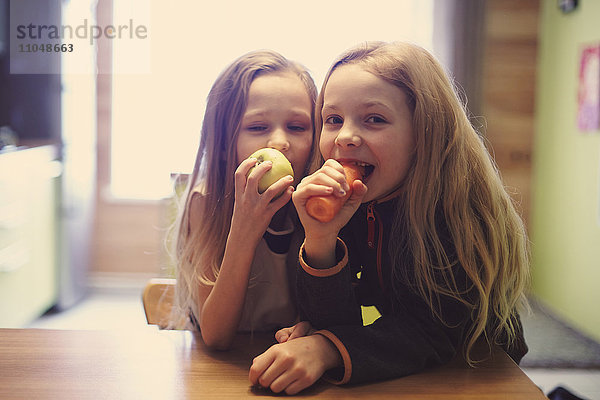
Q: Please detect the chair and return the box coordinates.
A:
[142,278,176,328]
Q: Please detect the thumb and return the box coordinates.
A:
[346,180,367,208]
[337,180,367,221]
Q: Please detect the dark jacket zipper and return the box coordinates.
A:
[366,202,385,292]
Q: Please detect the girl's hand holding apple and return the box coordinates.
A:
[246,148,294,196]
[231,153,294,245]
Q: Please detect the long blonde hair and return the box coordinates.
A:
[170,50,317,328]
[313,42,530,364]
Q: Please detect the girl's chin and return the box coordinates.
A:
[360,183,400,203]
[361,189,377,203]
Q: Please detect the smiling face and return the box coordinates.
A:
[319,64,416,202]
[236,72,314,187]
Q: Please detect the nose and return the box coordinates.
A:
[267,129,290,152]
[334,123,362,148]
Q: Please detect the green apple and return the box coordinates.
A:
[247,148,294,194]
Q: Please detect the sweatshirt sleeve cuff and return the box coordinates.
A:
[299,238,348,277]
[314,330,352,385]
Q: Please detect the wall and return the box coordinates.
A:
[481,0,539,228]
[531,0,600,341]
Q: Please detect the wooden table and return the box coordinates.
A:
[0,328,546,399]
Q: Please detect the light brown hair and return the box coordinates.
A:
[171,50,317,328]
[312,41,530,364]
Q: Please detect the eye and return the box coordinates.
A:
[366,115,387,124]
[247,125,267,132]
[288,124,307,132]
[324,115,343,125]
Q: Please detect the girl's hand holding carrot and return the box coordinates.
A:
[306,163,364,223]
[292,159,367,268]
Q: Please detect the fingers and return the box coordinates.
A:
[319,164,350,195]
[262,175,294,203]
[252,360,319,395]
[275,327,293,343]
[249,346,290,389]
[338,180,368,221]
[322,158,344,171]
[250,349,312,395]
[270,371,311,395]
[234,157,271,199]
[234,160,294,220]
[293,182,334,202]
[288,321,313,341]
[244,159,272,194]
[299,161,348,196]
[348,179,368,202]
[256,355,295,392]
[236,157,295,202]
[234,157,258,197]
[293,171,347,207]
[275,321,313,343]
[249,336,332,395]
[248,350,275,386]
[284,378,314,395]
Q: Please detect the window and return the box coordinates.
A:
[110,0,434,200]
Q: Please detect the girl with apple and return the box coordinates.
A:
[249,41,530,394]
[170,50,318,350]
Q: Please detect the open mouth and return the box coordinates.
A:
[341,161,374,183]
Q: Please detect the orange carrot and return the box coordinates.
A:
[306,164,363,223]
